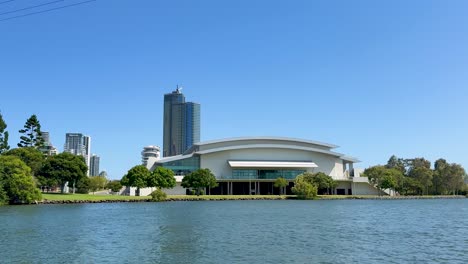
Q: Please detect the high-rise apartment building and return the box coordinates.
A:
[64,133,91,175]
[40,131,58,155]
[90,154,100,176]
[41,132,50,145]
[163,87,200,157]
[83,136,91,174]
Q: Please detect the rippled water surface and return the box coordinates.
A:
[1,199,467,263]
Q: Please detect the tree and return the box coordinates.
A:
[106,180,123,193]
[0,111,10,154]
[17,114,45,148]
[181,168,218,196]
[409,167,433,195]
[274,177,288,195]
[147,167,176,189]
[292,175,317,199]
[380,173,397,191]
[386,155,406,174]
[363,166,402,195]
[432,159,465,195]
[3,147,45,176]
[75,176,90,194]
[121,165,150,196]
[89,176,108,194]
[301,172,337,195]
[446,163,466,195]
[0,182,8,205]
[38,152,87,193]
[0,156,41,204]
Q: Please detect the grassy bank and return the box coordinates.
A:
[166,195,290,200]
[39,193,466,204]
[42,193,150,201]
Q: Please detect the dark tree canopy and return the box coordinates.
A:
[3,147,45,176]
[38,152,87,193]
[299,172,337,194]
[386,155,406,174]
[0,155,41,204]
[409,167,433,195]
[17,114,45,149]
[181,168,218,195]
[363,166,403,195]
[0,112,10,154]
[148,167,176,189]
[121,165,150,189]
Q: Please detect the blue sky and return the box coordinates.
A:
[1,0,467,179]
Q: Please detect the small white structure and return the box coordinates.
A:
[141,145,161,169]
[126,176,186,196]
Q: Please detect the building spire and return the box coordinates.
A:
[176,84,183,94]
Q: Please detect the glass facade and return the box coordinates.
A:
[159,156,200,175]
[231,169,306,180]
[163,89,200,157]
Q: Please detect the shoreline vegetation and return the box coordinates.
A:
[25,193,466,205]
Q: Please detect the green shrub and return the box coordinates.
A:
[150,189,167,202]
[292,175,318,200]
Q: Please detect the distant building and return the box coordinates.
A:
[83,136,91,172]
[99,171,107,178]
[163,87,200,157]
[141,145,160,169]
[64,133,85,155]
[90,154,100,176]
[39,131,58,156]
[64,133,91,175]
[151,137,384,196]
[41,145,59,156]
[41,132,50,145]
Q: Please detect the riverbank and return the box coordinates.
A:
[34,193,466,204]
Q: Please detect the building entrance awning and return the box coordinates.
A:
[228,161,318,168]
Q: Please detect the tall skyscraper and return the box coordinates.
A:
[90,154,100,176]
[163,87,200,157]
[64,133,92,175]
[83,136,91,175]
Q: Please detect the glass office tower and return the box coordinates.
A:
[163,87,200,157]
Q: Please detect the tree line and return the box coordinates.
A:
[120,165,218,197]
[0,113,119,204]
[364,155,467,195]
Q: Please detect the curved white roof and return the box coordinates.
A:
[157,136,360,164]
[196,136,339,149]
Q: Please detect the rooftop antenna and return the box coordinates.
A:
[176,84,183,93]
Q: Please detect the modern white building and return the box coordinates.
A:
[149,137,383,196]
[141,145,161,169]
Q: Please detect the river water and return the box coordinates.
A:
[0,199,467,263]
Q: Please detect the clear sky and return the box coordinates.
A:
[1,0,467,179]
